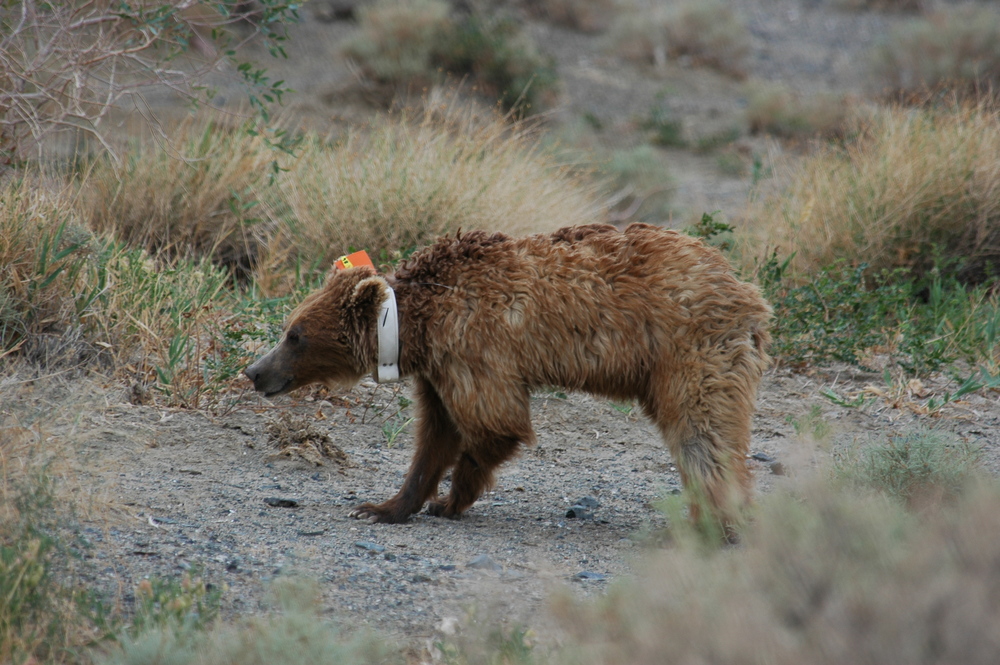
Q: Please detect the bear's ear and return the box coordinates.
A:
[349,276,386,314]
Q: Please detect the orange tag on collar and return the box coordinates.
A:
[334,250,375,271]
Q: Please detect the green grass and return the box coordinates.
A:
[835,429,981,507]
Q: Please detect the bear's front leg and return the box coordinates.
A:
[349,378,462,523]
[425,436,522,518]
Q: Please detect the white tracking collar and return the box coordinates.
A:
[376,281,400,383]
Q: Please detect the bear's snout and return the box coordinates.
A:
[244,346,294,396]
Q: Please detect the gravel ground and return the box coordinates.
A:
[21,363,997,651]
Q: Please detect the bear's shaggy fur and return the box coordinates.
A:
[245,223,771,532]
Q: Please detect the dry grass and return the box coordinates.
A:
[552,475,1000,665]
[738,103,1000,283]
[870,4,1000,100]
[0,178,95,361]
[79,120,288,281]
[607,0,750,78]
[281,107,604,288]
[80,106,604,294]
[745,80,851,139]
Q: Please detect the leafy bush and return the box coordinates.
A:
[607,0,750,78]
[740,104,1000,285]
[342,0,558,113]
[870,4,1000,100]
[745,80,850,138]
[432,12,559,114]
[757,253,1000,374]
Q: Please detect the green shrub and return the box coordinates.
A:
[835,429,981,506]
[431,12,559,114]
[834,0,922,11]
[598,145,673,223]
[342,0,558,113]
[870,5,1000,100]
[758,253,1000,374]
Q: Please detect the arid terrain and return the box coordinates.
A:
[5,0,1000,659]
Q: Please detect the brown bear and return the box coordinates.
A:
[245,223,771,533]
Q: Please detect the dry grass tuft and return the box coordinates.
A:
[745,80,851,139]
[870,4,1000,100]
[78,107,604,295]
[281,107,604,285]
[739,103,1000,283]
[607,0,750,78]
[79,120,288,281]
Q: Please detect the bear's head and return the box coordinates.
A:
[244,266,386,396]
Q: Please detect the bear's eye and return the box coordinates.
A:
[286,328,300,344]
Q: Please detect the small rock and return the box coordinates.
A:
[573,496,601,509]
[383,552,397,561]
[769,461,786,476]
[467,554,502,571]
[297,529,326,537]
[751,452,775,463]
[438,564,457,572]
[226,559,239,572]
[574,571,607,581]
[355,541,385,554]
[263,497,299,508]
[566,505,594,520]
[412,573,433,583]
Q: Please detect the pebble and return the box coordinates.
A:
[466,554,502,571]
[355,541,386,554]
[263,497,299,508]
[574,571,607,581]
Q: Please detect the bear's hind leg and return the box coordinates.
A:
[349,378,462,523]
[644,391,754,540]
